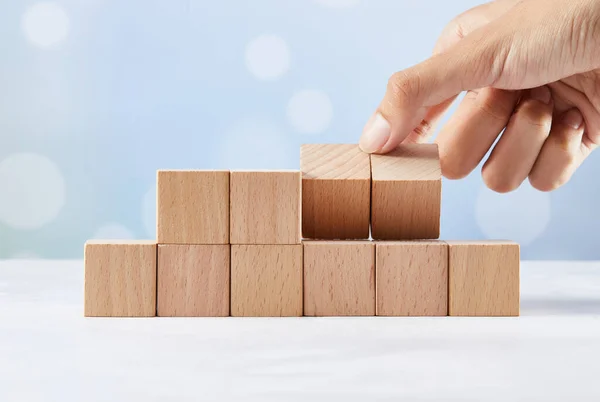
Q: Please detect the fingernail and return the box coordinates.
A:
[561,108,583,129]
[359,112,391,153]
[530,86,551,104]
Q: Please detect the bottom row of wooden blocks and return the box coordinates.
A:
[84,240,520,317]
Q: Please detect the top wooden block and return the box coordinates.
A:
[301,144,371,240]
[370,144,441,240]
[230,170,301,244]
[371,144,441,181]
[302,144,371,180]
[157,170,229,244]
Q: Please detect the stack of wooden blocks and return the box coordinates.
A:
[84,144,520,318]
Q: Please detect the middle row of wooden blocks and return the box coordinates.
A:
[157,169,301,245]
[157,143,441,244]
[158,241,520,317]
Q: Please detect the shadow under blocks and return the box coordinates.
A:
[83,144,519,317]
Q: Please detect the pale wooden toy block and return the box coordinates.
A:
[230,170,301,245]
[157,245,230,317]
[371,144,441,240]
[157,170,229,244]
[84,240,157,317]
[301,144,370,240]
[304,241,375,316]
[376,241,448,316]
[231,245,303,317]
[448,241,520,316]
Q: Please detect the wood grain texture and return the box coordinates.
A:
[84,240,157,317]
[230,170,301,245]
[231,245,303,317]
[371,144,441,240]
[376,241,448,316]
[448,241,520,316]
[303,241,375,316]
[301,144,370,240]
[157,245,230,317]
[157,170,229,244]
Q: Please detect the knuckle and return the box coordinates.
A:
[441,159,473,180]
[582,71,600,114]
[438,146,475,180]
[529,175,561,192]
[515,102,553,132]
[453,21,466,40]
[435,20,464,53]
[584,128,600,150]
[436,139,479,180]
[411,120,432,139]
[561,150,578,166]
[445,19,465,41]
[482,168,519,194]
[475,96,513,122]
[387,71,420,107]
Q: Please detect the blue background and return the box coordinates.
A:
[1,0,598,260]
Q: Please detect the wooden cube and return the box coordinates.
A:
[303,241,375,316]
[157,170,229,244]
[84,240,157,317]
[371,144,441,240]
[301,144,370,240]
[376,241,448,316]
[448,241,520,316]
[230,171,301,244]
[157,244,230,317]
[231,245,303,317]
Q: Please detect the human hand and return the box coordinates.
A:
[359,0,600,192]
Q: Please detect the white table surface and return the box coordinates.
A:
[1,260,600,401]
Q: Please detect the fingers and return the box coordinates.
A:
[359,0,523,155]
[548,80,600,148]
[435,87,520,179]
[403,98,457,144]
[359,10,517,155]
[482,87,553,193]
[433,0,523,54]
[529,109,587,191]
[449,89,593,193]
[360,41,506,154]
[404,0,524,151]
[387,0,520,154]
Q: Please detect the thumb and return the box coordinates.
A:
[359,23,511,154]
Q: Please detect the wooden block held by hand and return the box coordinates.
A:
[376,241,448,316]
[157,170,229,244]
[230,171,301,244]
[301,144,370,240]
[448,241,520,316]
[371,144,441,240]
[84,240,157,317]
[304,241,375,316]
[157,244,230,317]
[231,245,303,317]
